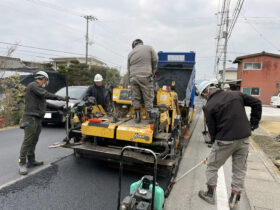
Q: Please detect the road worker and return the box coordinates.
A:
[127,39,158,123]
[197,80,262,209]
[224,83,231,91]
[19,71,66,175]
[84,74,110,112]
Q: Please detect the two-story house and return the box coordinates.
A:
[233,51,280,105]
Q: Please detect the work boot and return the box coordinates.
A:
[19,157,28,175]
[198,185,215,205]
[148,112,154,124]
[229,191,241,209]
[27,153,44,168]
[134,111,141,124]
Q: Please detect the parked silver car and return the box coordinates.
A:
[43,86,89,125]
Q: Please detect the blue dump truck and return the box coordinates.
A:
[51,51,196,177]
[156,51,196,124]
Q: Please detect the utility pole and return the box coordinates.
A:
[222,8,229,88]
[84,15,97,65]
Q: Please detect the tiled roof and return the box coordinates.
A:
[233,51,280,63]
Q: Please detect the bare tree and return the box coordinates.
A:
[0,43,19,79]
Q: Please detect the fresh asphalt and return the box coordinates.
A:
[1,155,171,210]
[0,128,171,210]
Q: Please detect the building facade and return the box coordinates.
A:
[233,52,280,105]
[218,67,238,81]
[51,57,107,70]
[0,56,25,69]
[0,56,47,69]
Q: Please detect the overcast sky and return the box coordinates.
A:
[0,0,279,79]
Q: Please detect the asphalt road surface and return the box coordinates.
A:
[0,155,172,210]
[0,132,173,210]
[0,125,72,186]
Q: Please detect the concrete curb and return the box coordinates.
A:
[0,125,19,132]
[250,139,280,183]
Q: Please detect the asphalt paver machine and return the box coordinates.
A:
[50,51,196,176]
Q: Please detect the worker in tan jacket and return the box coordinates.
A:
[127,39,158,123]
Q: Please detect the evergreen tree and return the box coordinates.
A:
[68,60,92,86]
[90,65,121,87]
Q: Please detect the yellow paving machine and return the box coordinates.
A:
[50,51,196,176]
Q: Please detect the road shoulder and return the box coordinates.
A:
[245,139,280,210]
[165,112,280,210]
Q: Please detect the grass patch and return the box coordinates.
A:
[252,134,280,160]
[260,121,280,137]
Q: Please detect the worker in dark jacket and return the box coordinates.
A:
[197,80,262,209]
[19,71,65,175]
[84,74,110,112]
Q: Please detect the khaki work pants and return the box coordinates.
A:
[131,76,154,112]
[206,137,250,192]
[19,115,42,158]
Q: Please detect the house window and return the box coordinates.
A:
[243,62,262,70]
[242,87,260,96]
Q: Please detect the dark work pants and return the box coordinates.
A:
[19,115,42,158]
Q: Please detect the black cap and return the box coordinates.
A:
[132,39,143,48]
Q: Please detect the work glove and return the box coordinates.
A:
[251,124,259,131]
[57,96,69,101]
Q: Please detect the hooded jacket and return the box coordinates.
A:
[203,90,262,141]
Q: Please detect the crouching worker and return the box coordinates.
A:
[197,80,262,209]
[19,71,66,175]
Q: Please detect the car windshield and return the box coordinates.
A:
[56,86,88,100]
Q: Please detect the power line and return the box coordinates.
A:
[23,0,128,65]
[22,0,131,66]
[228,0,244,39]
[213,0,245,81]
[24,0,129,47]
[94,41,126,59]
[95,21,131,46]
[0,41,85,56]
[24,0,84,17]
[0,46,62,57]
[0,41,123,67]
[241,14,280,51]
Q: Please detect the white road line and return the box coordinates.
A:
[217,166,230,210]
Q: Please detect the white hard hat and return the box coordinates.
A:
[35,71,49,87]
[197,80,217,96]
[35,71,49,80]
[224,83,230,89]
[94,74,103,82]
